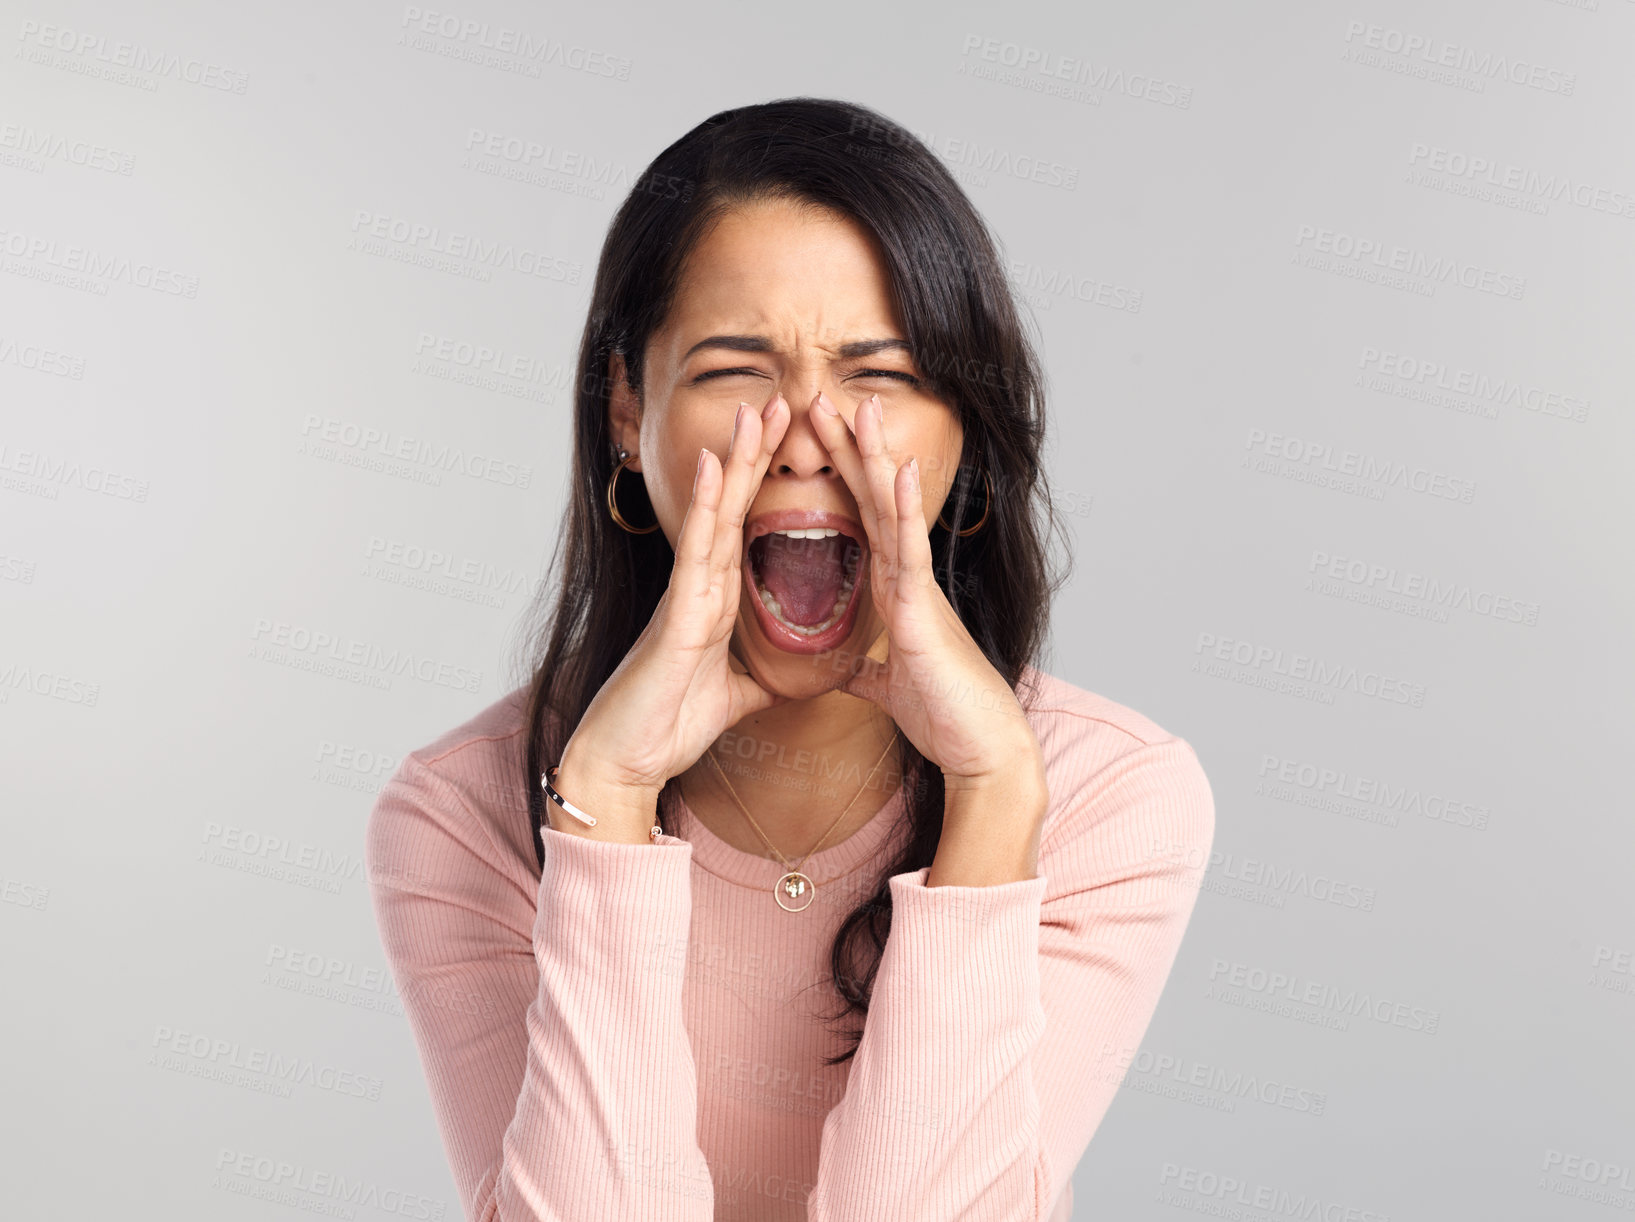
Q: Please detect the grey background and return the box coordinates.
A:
[3,0,1632,1217]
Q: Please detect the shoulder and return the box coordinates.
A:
[364,682,545,897]
[1017,663,1215,862]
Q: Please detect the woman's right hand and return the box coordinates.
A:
[546,390,792,843]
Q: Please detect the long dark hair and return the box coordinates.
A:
[509,96,1071,1064]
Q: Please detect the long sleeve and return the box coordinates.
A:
[805,736,1216,1221]
[364,752,715,1222]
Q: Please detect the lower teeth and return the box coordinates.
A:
[756,573,856,635]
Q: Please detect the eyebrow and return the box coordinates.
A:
[680,335,914,362]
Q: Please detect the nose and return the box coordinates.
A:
[766,386,842,480]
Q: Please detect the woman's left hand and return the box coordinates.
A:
[808,390,1045,795]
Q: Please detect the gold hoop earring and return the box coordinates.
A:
[936,467,992,537]
[607,451,660,534]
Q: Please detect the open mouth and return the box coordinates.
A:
[742,521,867,653]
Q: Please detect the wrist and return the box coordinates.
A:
[942,742,1048,813]
[549,737,663,844]
[943,775,1048,819]
[931,760,1048,887]
[929,812,1044,887]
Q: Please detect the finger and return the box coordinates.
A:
[711,393,787,586]
[673,447,723,610]
[855,393,902,578]
[728,669,790,721]
[895,455,935,596]
[838,655,891,709]
[808,391,885,556]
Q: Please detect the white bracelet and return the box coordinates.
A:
[541,767,596,827]
[542,765,666,842]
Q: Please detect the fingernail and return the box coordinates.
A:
[695,446,707,488]
[816,391,838,416]
[763,392,780,420]
[870,393,883,419]
[908,456,920,490]
[731,401,747,449]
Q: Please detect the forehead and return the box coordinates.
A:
[655,197,903,361]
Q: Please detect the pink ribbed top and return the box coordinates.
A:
[364,664,1215,1221]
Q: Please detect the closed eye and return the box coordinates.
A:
[690,368,922,386]
[852,369,922,386]
[690,367,768,383]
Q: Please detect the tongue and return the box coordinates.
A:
[755,534,847,626]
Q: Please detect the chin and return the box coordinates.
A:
[733,613,880,702]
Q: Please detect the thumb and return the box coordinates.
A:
[839,656,891,708]
[728,669,790,720]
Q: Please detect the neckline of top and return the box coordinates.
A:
[666,777,910,894]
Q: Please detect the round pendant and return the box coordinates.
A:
[775,870,816,912]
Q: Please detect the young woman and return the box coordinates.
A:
[366,97,1215,1222]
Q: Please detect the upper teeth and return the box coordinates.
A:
[771,528,841,539]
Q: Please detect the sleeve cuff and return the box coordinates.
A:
[870,867,1048,1033]
[887,866,1048,918]
[535,824,694,959]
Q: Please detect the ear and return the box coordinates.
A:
[607,353,643,472]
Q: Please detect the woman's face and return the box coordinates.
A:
[606,195,966,698]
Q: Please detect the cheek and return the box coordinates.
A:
[904,415,965,507]
[634,418,683,536]
[640,409,726,529]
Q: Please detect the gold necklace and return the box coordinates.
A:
[699,727,900,912]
